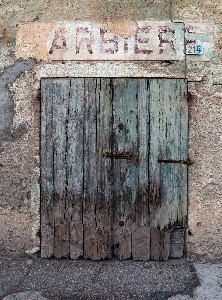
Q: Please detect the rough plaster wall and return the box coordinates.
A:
[0,0,170,45]
[172,0,222,82]
[0,69,40,254]
[172,1,222,261]
[0,60,36,145]
[187,82,222,261]
[0,0,221,261]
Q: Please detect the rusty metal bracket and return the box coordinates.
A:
[157,159,193,165]
[102,151,133,159]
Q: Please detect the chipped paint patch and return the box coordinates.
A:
[16,23,56,61]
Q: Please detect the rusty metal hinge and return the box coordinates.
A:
[157,159,193,165]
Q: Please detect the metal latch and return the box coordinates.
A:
[102,151,133,159]
[157,159,193,165]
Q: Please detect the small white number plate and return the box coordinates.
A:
[186,44,203,55]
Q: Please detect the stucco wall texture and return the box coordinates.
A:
[0,0,221,262]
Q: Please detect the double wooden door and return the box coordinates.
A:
[41,78,188,261]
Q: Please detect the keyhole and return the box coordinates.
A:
[119,221,124,227]
[118,123,124,130]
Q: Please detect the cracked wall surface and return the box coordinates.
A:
[0,0,221,261]
[0,60,36,146]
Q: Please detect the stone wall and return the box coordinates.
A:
[0,0,221,261]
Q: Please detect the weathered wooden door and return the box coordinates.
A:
[41,78,188,261]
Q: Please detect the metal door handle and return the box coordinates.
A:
[102,151,133,159]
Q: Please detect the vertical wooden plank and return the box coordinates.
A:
[169,243,184,258]
[149,79,188,230]
[83,78,113,260]
[178,79,188,221]
[169,229,185,258]
[131,79,150,261]
[97,228,112,259]
[112,78,138,260]
[132,226,150,261]
[150,228,170,261]
[137,79,150,227]
[84,225,98,260]
[52,79,70,258]
[83,78,97,230]
[68,78,85,259]
[149,79,162,226]
[96,78,113,259]
[166,79,188,224]
[162,80,186,223]
[118,235,132,260]
[70,222,83,259]
[41,79,54,258]
[168,80,180,160]
[54,223,69,258]
[83,78,98,259]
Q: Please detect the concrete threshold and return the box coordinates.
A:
[0,255,221,300]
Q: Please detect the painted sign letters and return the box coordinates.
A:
[46,22,184,61]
